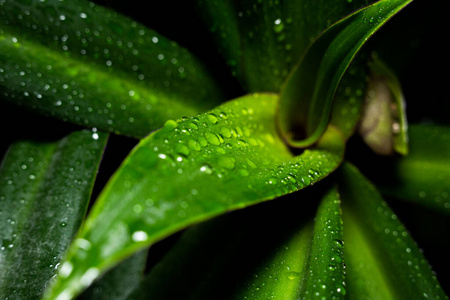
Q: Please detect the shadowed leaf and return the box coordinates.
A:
[0,130,107,299]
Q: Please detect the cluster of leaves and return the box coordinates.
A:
[1,0,449,299]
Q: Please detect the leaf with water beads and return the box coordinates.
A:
[0,0,224,138]
[44,93,345,299]
[0,130,107,300]
[338,162,447,299]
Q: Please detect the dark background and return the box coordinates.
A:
[1,0,449,294]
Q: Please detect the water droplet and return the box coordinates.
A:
[239,169,249,176]
[132,230,148,242]
[175,144,190,157]
[287,271,301,280]
[220,127,232,138]
[200,163,213,175]
[205,133,221,146]
[218,157,236,170]
[164,119,178,130]
[188,139,201,151]
[207,113,219,124]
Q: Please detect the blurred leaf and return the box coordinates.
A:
[375,124,450,214]
[0,0,224,138]
[358,54,408,155]
[0,130,107,299]
[196,0,373,92]
[79,250,147,300]
[128,183,344,300]
[278,0,413,148]
[44,93,345,299]
[338,162,446,299]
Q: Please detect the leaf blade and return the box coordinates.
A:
[0,0,224,138]
[370,124,450,214]
[278,0,413,148]
[0,130,107,299]
[338,162,447,299]
[44,93,345,299]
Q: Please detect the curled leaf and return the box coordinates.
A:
[278,0,413,148]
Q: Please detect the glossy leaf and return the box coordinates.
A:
[196,0,373,92]
[0,0,224,138]
[0,130,107,299]
[298,185,345,299]
[128,183,343,300]
[338,162,446,299]
[44,93,345,299]
[358,54,408,155]
[278,0,413,148]
[372,124,450,214]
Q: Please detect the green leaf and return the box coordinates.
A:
[278,0,413,148]
[0,130,107,300]
[44,93,345,299]
[298,185,345,299]
[78,250,147,300]
[196,0,373,92]
[127,182,344,300]
[358,54,408,155]
[338,162,447,299]
[373,124,450,214]
[127,194,314,300]
[0,0,224,138]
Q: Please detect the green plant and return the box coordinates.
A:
[1,0,449,299]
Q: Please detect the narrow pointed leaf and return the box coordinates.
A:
[196,0,373,92]
[0,0,224,138]
[298,185,345,299]
[372,124,450,214]
[0,130,108,299]
[45,93,345,299]
[338,162,446,299]
[278,0,413,148]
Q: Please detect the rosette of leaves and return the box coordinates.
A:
[1,0,449,299]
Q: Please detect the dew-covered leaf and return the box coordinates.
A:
[298,185,345,299]
[338,162,446,299]
[369,124,450,214]
[0,0,224,138]
[127,183,343,300]
[0,130,107,299]
[196,0,373,92]
[44,93,345,299]
[278,0,413,148]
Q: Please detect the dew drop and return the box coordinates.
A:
[200,163,213,175]
[132,230,148,242]
[207,113,219,124]
[205,133,221,146]
[163,119,178,130]
[188,139,201,151]
[218,157,236,170]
